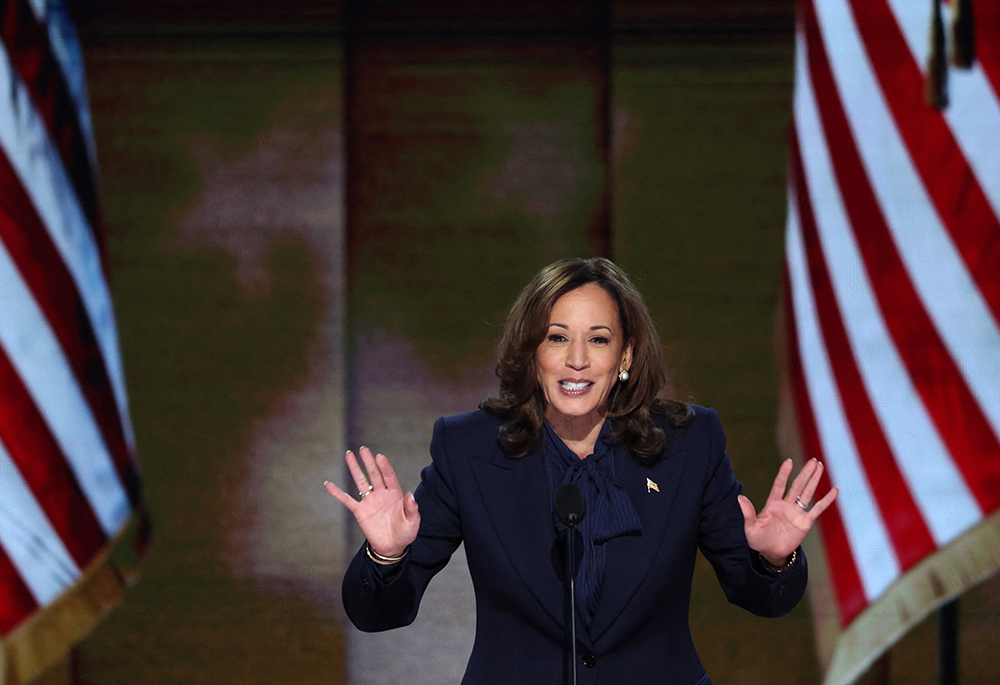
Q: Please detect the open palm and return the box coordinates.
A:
[325,446,420,558]
[738,458,838,565]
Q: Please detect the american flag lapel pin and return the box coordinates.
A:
[646,477,659,493]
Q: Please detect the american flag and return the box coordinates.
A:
[0,0,141,679]
[781,0,1000,682]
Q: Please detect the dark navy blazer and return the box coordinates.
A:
[342,405,807,685]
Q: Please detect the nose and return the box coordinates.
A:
[565,339,590,370]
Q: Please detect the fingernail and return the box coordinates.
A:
[323,480,330,486]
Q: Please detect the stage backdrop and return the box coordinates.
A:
[8,1,993,683]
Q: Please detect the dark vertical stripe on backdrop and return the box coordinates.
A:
[782,262,867,626]
[591,0,613,260]
[0,0,102,247]
[849,0,1000,324]
[803,0,1000,515]
[0,348,107,569]
[0,151,139,505]
[788,123,937,571]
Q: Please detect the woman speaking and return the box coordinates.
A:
[326,257,838,685]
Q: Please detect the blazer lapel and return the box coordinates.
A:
[587,441,693,642]
[469,442,567,632]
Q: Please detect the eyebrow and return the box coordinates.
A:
[547,323,614,333]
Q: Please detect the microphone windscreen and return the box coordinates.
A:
[555,482,587,528]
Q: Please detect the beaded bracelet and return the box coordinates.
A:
[759,549,797,574]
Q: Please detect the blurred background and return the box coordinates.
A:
[23,0,998,682]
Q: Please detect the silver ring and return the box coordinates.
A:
[795,496,809,510]
[360,485,374,498]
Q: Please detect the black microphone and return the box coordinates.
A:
[556,482,587,529]
[555,483,586,685]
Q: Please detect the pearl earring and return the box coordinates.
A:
[618,369,629,382]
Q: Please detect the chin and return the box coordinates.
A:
[545,398,608,423]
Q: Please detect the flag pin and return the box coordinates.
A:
[646,478,659,493]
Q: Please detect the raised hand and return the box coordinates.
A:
[325,446,420,558]
[737,458,839,566]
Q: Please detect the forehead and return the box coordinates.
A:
[548,283,619,325]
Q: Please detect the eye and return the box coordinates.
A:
[547,333,567,343]
[590,336,610,345]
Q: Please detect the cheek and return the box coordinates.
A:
[597,356,621,392]
[534,347,553,377]
[533,356,547,389]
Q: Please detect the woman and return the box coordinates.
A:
[326,257,838,685]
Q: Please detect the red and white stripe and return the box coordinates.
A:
[786,0,1000,626]
[0,0,137,635]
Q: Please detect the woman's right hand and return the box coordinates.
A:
[325,446,420,558]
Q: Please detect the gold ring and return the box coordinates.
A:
[360,485,374,498]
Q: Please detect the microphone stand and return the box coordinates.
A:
[556,482,586,685]
[566,514,579,685]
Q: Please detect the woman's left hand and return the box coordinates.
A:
[737,458,839,566]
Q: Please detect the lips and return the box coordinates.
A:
[559,380,593,394]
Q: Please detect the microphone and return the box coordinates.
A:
[556,482,587,529]
[555,483,586,685]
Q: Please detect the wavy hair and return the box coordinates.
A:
[480,258,692,458]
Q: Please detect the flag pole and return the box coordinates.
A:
[872,652,890,685]
[939,599,959,685]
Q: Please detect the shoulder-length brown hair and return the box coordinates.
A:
[480,257,692,458]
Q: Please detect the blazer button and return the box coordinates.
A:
[582,652,596,669]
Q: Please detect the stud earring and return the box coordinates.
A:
[618,369,629,382]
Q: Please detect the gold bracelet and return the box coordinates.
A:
[366,541,408,566]
[759,549,797,573]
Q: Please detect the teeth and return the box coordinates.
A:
[561,381,590,391]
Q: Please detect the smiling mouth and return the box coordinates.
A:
[559,381,593,393]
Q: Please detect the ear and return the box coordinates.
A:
[622,339,635,371]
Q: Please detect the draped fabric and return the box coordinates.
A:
[781,0,1000,682]
[0,1,143,682]
[544,421,642,622]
